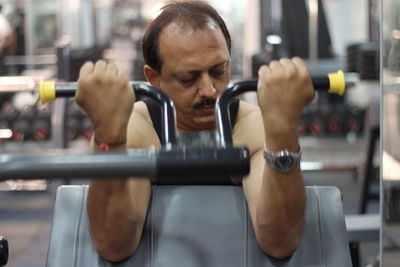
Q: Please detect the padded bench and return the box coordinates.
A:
[46,185,352,267]
[345,214,380,242]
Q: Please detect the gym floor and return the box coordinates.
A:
[0,137,381,267]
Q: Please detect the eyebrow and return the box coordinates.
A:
[173,61,229,77]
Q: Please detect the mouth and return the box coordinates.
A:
[194,98,216,113]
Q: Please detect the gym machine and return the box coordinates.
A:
[0,71,353,267]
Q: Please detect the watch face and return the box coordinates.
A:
[275,155,294,170]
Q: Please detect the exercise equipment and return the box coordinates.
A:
[47,185,351,267]
[0,237,8,266]
[0,83,250,182]
[38,70,349,105]
[0,147,249,182]
[1,75,353,266]
[0,70,353,180]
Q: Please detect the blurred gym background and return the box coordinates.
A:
[0,0,385,266]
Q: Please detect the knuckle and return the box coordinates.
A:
[285,68,296,79]
[279,57,290,64]
[77,78,91,95]
[95,59,106,66]
[101,74,114,85]
[118,78,130,90]
[74,91,84,106]
[108,62,117,70]
[81,61,93,70]
[119,72,129,83]
[268,60,279,68]
[258,65,268,76]
[298,70,310,83]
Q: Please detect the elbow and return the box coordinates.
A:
[95,244,137,262]
[255,225,302,259]
[94,238,140,263]
[259,238,300,259]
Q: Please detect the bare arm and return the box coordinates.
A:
[76,61,158,262]
[86,111,156,262]
[234,57,314,259]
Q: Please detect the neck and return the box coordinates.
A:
[177,121,216,134]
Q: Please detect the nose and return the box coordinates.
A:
[198,74,217,98]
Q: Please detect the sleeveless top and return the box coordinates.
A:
[142,98,240,185]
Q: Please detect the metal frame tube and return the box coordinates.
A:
[308,0,319,60]
[0,147,250,182]
[216,80,258,147]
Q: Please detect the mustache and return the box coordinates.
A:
[193,98,216,109]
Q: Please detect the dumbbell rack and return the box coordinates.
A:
[0,80,95,190]
[0,76,56,191]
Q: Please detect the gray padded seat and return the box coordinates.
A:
[46,185,352,267]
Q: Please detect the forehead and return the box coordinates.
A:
[158,21,230,73]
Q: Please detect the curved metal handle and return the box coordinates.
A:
[133,83,176,148]
[216,80,257,147]
[215,71,352,147]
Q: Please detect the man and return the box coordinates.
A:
[76,1,314,262]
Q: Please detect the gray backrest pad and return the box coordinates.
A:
[46,185,352,267]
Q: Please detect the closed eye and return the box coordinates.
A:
[210,70,225,78]
[210,63,228,79]
[179,75,197,87]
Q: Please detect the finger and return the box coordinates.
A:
[117,70,135,99]
[268,60,283,72]
[291,57,309,77]
[279,58,297,77]
[106,62,118,76]
[258,64,271,78]
[93,60,107,76]
[117,70,132,90]
[117,69,129,83]
[258,65,273,84]
[79,61,94,78]
[292,57,315,97]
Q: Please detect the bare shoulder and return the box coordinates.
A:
[232,101,264,155]
[127,101,161,149]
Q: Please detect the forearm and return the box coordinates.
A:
[76,60,147,261]
[255,164,305,258]
[87,141,151,262]
[246,57,312,258]
[87,178,151,261]
[244,122,305,259]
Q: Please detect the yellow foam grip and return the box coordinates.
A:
[327,70,345,96]
[39,80,56,104]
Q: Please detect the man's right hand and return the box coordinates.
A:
[75,60,134,143]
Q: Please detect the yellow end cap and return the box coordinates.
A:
[39,80,56,104]
[327,70,345,96]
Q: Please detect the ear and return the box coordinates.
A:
[144,65,161,88]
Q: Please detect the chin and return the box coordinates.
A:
[193,117,216,130]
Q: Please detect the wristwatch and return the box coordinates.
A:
[263,144,302,172]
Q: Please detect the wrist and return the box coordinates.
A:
[93,126,127,144]
[263,118,298,138]
[94,138,127,151]
[263,118,299,152]
[263,144,302,172]
[262,113,298,130]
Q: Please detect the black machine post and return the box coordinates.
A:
[0,237,8,267]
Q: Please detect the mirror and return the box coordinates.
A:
[382,0,400,265]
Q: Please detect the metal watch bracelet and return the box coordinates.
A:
[263,144,302,172]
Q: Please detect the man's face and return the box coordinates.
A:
[156,21,231,132]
